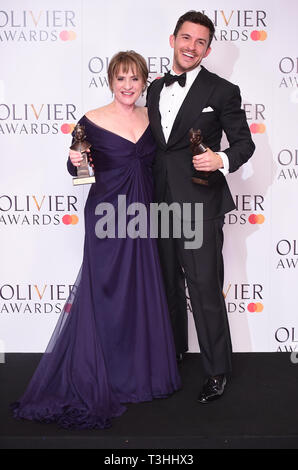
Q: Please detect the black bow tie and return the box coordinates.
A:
[164,71,186,87]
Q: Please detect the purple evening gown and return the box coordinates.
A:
[11,115,181,429]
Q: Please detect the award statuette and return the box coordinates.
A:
[70,124,96,186]
[189,128,210,186]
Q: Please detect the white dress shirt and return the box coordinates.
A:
[159,65,229,175]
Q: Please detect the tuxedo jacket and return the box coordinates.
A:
[146,66,255,220]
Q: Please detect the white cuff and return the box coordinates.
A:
[216,151,229,176]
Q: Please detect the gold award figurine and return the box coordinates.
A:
[70,124,96,186]
[189,128,210,186]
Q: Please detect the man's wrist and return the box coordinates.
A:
[216,151,229,176]
[215,153,224,169]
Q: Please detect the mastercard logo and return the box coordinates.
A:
[60,31,77,41]
[248,214,265,224]
[250,30,267,41]
[247,302,264,313]
[250,123,266,134]
[61,123,76,134]
[62,214,79,225]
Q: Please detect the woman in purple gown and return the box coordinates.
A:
[11,51,181,429]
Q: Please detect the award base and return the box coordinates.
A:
[73,175,96,186]
[192,176,209,186]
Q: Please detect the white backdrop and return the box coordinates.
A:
[0,0,297,353]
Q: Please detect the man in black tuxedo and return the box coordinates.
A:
[146,11,255,403]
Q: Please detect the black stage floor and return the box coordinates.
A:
[0,353,298,449]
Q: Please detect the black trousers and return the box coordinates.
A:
[157,186,233,377]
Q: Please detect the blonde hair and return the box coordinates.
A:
[108,50,148,92]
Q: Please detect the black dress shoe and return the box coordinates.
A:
[197,374,227,403]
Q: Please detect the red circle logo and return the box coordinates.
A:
[61,123,76,134]
[62,214,79,225]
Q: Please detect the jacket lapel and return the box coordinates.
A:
[147,76,167,149]
[167,66,216,148]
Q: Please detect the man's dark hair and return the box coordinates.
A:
[173,11,215,47]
